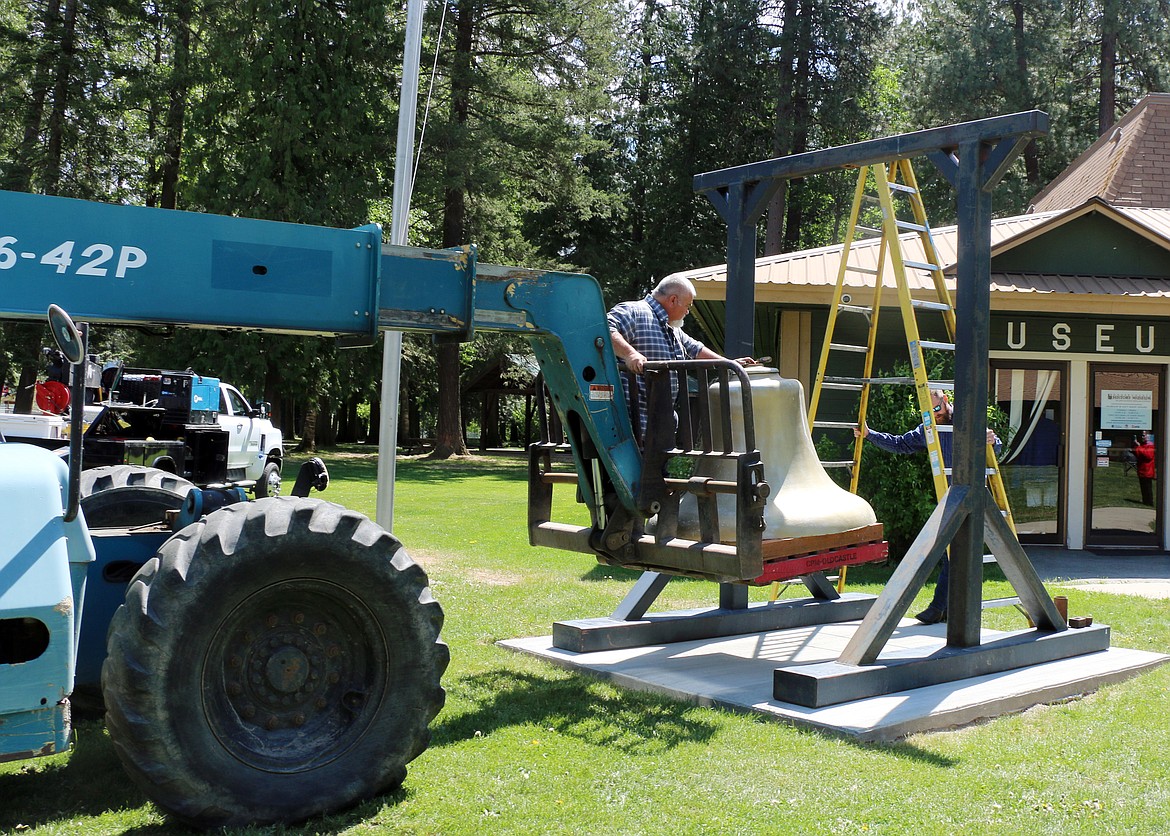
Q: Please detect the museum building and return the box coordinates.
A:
[678,94,1170,552]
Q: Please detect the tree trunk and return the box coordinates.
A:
[1011,1,1041,186]
[631,0,658,287]
[368,386,381,445]
[159,0,192,209]
[780,4,812,253]
[14,365,39,415]
[431,343,468,458]
[394,363,409,444]
[295,364,326,453]
[3,0,63,193]
[296,398,318,452]
[9,324,48,414]
[431,0,474,460]
[1098,0,1118,136]
[43,0,79,196]
[766,0,801,255]
[320,396,337,447]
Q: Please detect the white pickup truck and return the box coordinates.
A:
[217,382,284,496]
[1,373,285,497]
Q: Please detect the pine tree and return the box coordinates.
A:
[413,0,621,458]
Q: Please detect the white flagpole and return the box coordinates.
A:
[376,0,425,530]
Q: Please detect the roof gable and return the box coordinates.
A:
[992,201,1170,278]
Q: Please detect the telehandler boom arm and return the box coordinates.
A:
[0,189,641,514]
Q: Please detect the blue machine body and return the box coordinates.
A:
[0,444,95,762]
[74,529,170,691]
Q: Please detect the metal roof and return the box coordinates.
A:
[677,205,1170,310]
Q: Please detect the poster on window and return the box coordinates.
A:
[1100,389,1153,430]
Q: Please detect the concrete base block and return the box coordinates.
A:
[501,619,1167,742]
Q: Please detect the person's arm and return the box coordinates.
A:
[855,423,927,455]
[695,346,756,365]
[609,328,648,374]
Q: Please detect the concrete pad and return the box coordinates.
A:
[499,619,1168,742]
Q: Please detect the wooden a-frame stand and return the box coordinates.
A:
[565,112,1110,707]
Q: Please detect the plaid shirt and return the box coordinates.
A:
[607,294,704,437]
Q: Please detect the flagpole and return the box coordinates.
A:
[376,0,425,530]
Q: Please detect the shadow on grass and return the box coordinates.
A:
[0,718,418,836]
[295,448,529,486]
[434,667,957,767]
[0,719,150,833]
[433,667,719,754]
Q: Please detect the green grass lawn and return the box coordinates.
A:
[3,448,1170,835]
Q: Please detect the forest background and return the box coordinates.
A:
[2,0,1168,458]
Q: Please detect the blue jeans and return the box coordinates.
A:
[929,555,949,612]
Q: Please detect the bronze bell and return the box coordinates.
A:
[676,366,876,542]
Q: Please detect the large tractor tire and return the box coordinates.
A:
[80,465,194,527]
[101,497,449,828]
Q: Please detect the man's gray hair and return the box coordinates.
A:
[653,276,697,299]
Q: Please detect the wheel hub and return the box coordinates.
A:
[265,645,310,693]
[205,581,388,772]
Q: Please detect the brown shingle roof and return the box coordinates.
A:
[1029,93,1170,212]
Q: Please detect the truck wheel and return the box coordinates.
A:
[80,465,194,527]
[102,497,448,828]
[254,460,282,497]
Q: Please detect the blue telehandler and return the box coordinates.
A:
[0,187,881,826]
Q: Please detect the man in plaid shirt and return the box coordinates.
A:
[607,276,729,440]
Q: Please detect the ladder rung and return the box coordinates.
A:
[983,554,998,564]
[838,303,873,315]
[845,265,879,276]
[825,375,871,385]
[942,468,998,477]
[919,340,955,351]
[845,376,952,388]
[982,596,1021,610]
[855,225,882,236]
[813,421,859,430]
[862,194,881,204]
[829,342,869,353]
[896,220,928,233]
[821,460,855,469]
[888,182,917,194]
[905,260,942,273]
[911,299,952,312]
[822,382,863,391]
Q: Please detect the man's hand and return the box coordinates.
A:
[853,424,868,440]
[623,350,647,374]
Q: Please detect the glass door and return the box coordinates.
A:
[991,363,1065,543]
[1087,364,1162,547]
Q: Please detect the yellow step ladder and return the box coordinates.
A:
[803,159,1015,594]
